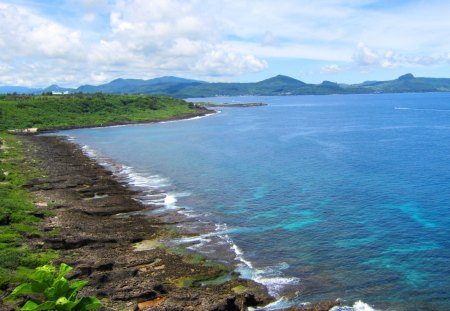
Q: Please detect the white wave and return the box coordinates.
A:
[250,297,298,311]
[81,145,98,158]
[395,107,450,112]
[172,235,212,245]
[77,141,301,301]
[219,232,300,297]
[164,194,177,205]
[235,262,300,297]
[159,111,219,124]
[177,209,205,218]
[126,173,170,188]
[330,300,378,311]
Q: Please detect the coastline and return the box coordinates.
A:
[20,134,273,310]
[11,110,342,311]
[10,107,216,135]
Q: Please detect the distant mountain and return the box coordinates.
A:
[77,76,206,94]
[43,85,75,93]
[2,73,450,97]
[352,74,450,93]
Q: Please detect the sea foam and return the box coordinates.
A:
[76,140,302,303]
[330,300,377,311]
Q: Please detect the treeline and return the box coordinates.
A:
[0,93,198,131]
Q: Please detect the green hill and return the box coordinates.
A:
[3,74,450,97]
[0,93,203,131]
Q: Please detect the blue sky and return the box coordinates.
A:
[1,0,450,87]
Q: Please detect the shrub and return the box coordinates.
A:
[9,263,101,311]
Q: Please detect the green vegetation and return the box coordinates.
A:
[0,93,198,131]
[9,263,101,311]
[0,133,58,294]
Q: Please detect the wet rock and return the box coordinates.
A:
[243,293,258,307]
[211,296,240,311]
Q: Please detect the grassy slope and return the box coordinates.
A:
[0,133,58,293]
[0,93,199,296]
[0,93,197,131]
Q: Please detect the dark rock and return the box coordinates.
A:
[45,238,99,249]
[211,296,239,311]
[78,265,93,276]
[27,211,46,218]
[97,262,114,271]
[115,290,157,301]
[153,284,167,294]
[243,293,258,307]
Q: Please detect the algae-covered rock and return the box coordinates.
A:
[232,285,248,294]
[134,239,163,251]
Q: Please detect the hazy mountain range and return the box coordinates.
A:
[2,73,450,98]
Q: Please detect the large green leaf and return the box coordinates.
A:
[55,296,78,311]
[67,280,88,300]
[21,300,56,311]
[55,263,72,281]
[53,278,70,300]
[30,265,55,287]
[30,279,49,295]
[72,297,102,311]
[20,300,39,311]
[9,283,33,298]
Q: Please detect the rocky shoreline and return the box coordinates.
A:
[7,110,341,310]
[16,134,273,311]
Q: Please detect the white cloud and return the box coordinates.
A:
[89,0,268,78]
[194,51,268,75]
[352,43,448,69]
[321,64,342,73]
[0,3,82,60]
[1,0,450,86]
[354,42,379,66]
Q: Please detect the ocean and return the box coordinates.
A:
[59,93,450,311]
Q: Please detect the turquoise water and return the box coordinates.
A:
[61,93,450,310]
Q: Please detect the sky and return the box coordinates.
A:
[1,0,450,87]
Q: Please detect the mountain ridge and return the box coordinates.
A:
[2,73,450,97]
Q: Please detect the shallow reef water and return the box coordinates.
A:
[62,93,450,310]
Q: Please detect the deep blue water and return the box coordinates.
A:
[61,93,450,310]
